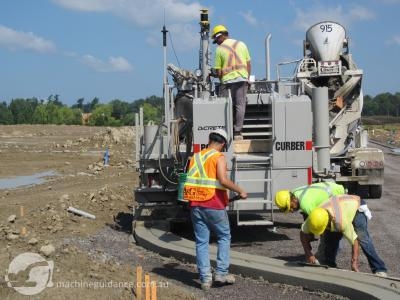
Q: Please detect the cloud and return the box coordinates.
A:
[0,25,56,53]
[347,5,375,21]
[0,24,133,72]
[51,0,113,12]
[239,10,258,26]
[80,54,133,72]
[53,0,205,51]
[376,0,400,4]
[388,35,400,45]
[146,23,199,52]
[293,3,375,31]
[52,0,203,27]
[63,50,78,58]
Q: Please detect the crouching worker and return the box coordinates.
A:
[275,182,345,261]
[183,129,247,291]
[300,194,388,277]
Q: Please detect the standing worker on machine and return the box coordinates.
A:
[300,194,388,277]
[212,25,251,141]
[183,129,247,291]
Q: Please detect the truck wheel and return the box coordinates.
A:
[356,184,369,198]
[369,185,382,199]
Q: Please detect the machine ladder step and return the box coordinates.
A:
[233,199,272,208]
[231,156,274,226]
[243,116,272,122]
[234,153,271,163]
[233,200,274,226]
[243,132,273,137]
[243,124,273,129]
[233,142,272,154]
[242,103,272,140]
[237,220,274,226]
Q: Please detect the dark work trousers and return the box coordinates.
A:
[218,81,248,133]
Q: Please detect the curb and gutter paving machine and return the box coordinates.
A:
[134,10,384,226]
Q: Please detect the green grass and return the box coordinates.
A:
[362,116,400,125]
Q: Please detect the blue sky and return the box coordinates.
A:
[0,0,399,106]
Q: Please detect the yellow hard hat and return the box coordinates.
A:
[275,190,291,213]
[308,208,329,236]
[212,24,228,38]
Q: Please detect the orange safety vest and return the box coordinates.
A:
[183,148,227,202]
[219,40,248,76]
[321,195,361,231]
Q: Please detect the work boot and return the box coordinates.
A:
[234,132,243,141]
[375,271,387,278]
[200,280,212,291]
[214,273,235,284]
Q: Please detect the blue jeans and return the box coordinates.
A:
[318,211,387,273]
[353,211,387,273]
[191,207,231,283]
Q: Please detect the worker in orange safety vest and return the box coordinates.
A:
[183,129,247,290]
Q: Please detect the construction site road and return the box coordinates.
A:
[0,125,398,300]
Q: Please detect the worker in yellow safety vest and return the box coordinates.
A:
[183,129,247,291]
[212,24,251,141]
[301,195,387,277]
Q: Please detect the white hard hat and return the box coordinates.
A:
[210,128,228,143]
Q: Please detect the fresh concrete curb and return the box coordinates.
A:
[134,221,400,299]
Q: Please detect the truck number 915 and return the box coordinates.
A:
[320,24,333,32]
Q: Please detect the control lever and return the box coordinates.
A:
[229,194,242,202]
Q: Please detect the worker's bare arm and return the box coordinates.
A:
[216,156,247,199]
[351,239,360,272]
[300,231,317,263]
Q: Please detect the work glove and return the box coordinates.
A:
[358,204,372,220]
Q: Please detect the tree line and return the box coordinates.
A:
[1,92,399,126]
[0,95,164,126]
[363,92,400,117]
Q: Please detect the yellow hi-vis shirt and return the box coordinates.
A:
[214,38,250,83]
[292,182,345,216]
[301,195,361,245]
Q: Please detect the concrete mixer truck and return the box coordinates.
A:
[133,11,384,226]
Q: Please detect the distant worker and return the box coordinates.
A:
[183,129,247,291]
[275,181,345,217]
[212,25,251,141]
[103,147,110,166]
[300,195,387,277]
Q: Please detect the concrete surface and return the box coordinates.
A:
[135,221,400,300]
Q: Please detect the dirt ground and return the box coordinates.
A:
[0,125,395,300]
[369,126,400,147]
[0,125,196,300]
